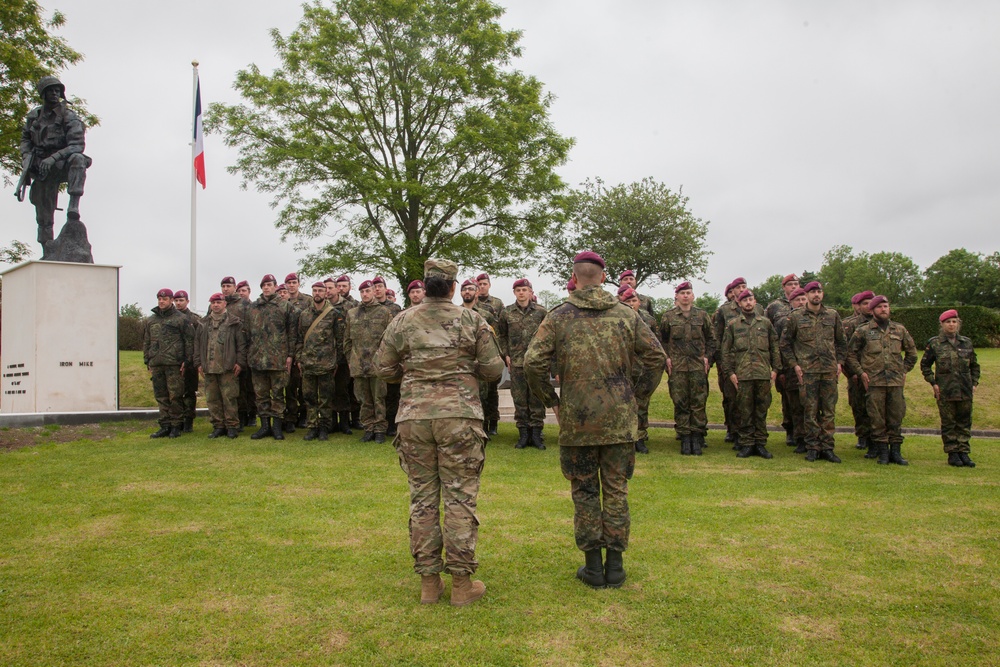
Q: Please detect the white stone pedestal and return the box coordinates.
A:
[1,260,120,413]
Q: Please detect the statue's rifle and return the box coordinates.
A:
[14,153,33,202]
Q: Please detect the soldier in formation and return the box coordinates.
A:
[773,287,809,451]
[295,282,345,441]
[194,293,246,439]
[765,274,801,445]
[345,279,394,442]
[618,285,662,454]
[143,288,194,439]
[246,274,296,441]
[497,278,548,450]
[843,291,875,455]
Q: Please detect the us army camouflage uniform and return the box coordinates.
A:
[524,285,665,553]
[226,294,256,425]
[143,304,194,430]
[345,300,394,434]
[297,301,345,431]
[474,303,501,425]
[780,305,847,452]
[921,334,980,454]
[846,319,917,449]
[842,312,873,443]
[498,300,548,430]
[660,305,715,438]
[176,307,202,425]
[375,295,504,576]
[714,300,764,439]
[722,311,780,447]
[194,310,246,429]
[246,293,296,420]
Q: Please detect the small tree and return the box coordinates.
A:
[750,274,784,308]
[923,248,1000,308]
[694,293,721,313]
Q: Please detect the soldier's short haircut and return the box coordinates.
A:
[573,261,604,285]
[424,276,452,298]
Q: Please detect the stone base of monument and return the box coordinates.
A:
[0,260,120,413]
[42,218,94,263]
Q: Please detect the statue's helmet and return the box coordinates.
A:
[37,76,66,99]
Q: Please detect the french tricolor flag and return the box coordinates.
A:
[193,76,206,189]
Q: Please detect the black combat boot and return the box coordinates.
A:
[731,432,741,451]
[877,443,890,465]
[736,445,753,458]
[691,435,704,456]
[208,427,226,439]
[360,431,375,442]
[515,427,529,449]
[724,431,734,443]
[855,438,867,450]
[805,449,819,462]
[794,438,807,454]
[948,452,963,467]
[785,429,795,446]
[282,419,295,434]
[387,422,397,437]
[168,426,182,438]
[226,428,239,439]
[339,412,352,435]
[681,436,692,456]
[865,440,881,459]
[576,549,606,589]
[303,428,318,441]
[820,450,842,463]
[150,425,171,439]
[530,427,545,450]
[888,443,908,466]
[251,417,272,440]
[297,414,308,429]
[374,432,386,444]
[183,417,194,433]
[755,444,773,459]
[635,439,648,454]
[317,427,329,441]
[271,420,285,441]
[958,453,976,468]
[350,411,362,429]
[488,420,498,436]
[604,550,626,588]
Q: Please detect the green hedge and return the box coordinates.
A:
[838,306,1000,348]
[119,317,143,351]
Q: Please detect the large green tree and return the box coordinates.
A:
[923,248,1000,308]
[817,245,924,307]
[540,177,710,287]
[1,1,95,178]
[207,0,572,288]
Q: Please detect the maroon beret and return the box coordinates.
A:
[335,275,351,284]
[675,281,693,293]
[236,280,249,290]
[616,284,631,296]
[513,278,532,289]
[737,289,754,302]
[173,290,189,300]
[782,273,799,286]
[461,279,478,288]
[476,273,490,282]
[372,275,386,285]
[260,274,277,287]
[311,281,326,289]
[156,288,174,298]
[789,287,807,300]
[573,251,605,268]
[732,276,746,287]
[220,276,235,286]
[804,281,823,292]
[619,269,635,279]
[358,280,373,290]
[723,280,738,295]
[868,295,888,310]
[566,279,576,292]
[851,290,875,305]
[284,273,298,283]
[386,289,395,298]
[619,287,636,302]
[407,280,425,292]
[209,292,225,302]
[323,276,336,284]
[939,309,959,322]
[276,283,288,292]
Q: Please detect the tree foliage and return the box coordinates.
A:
[0,239,32,265]
[923,248,1000,308]
[119,302,144,320]
[750,274,784,309]
[817,245,923,307]
[694,292,721,313]
[206,0,572,289]
[540,177,710,287]
[0,1,97,178]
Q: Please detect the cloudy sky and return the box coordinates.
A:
[2,0,998,312]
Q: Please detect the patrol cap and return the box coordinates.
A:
[566,279,576,292]
[423,258,458,282]
[461,279,478,288]
[868,295,888,310]
[619,287,636,301]
[939,309,959,322]
[737,289,754,302]
[476,273,490,282]
[335,275,351,284]
[513,278,532,289]
[285,273,298,283]
[851,290,875,305]
[782,274,799,286]
[789,287,807,300]
[311,281,326,289]
[407,280,425,292]
[157,288,174,298]
[276,284,288,292]
[173,290,189,300]
[573,251,605,269]
[209,293,225,302]
[236,280,250,290]
[804,281,823,292]
[358,279,374,290]
[260,274,277,286]
[220,276,236,286]
[372,276,386,285]
[616,284,630,296]
[619,269,635,279]
[675,281,693,293]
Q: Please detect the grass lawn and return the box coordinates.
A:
[1,421,997,666]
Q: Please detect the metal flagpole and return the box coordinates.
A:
[190,60,199,308]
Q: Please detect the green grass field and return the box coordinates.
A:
[1,421,997,666]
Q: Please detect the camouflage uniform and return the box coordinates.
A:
[660,305,715,440]
[143,304,194,430]
[474,303,501,426]
[772,303,804,445]
[721,311,780,447]
[921,334,980,454]
[245,293,296,420]
[780,305,847,452]
[842,312,873,444]
[636,293,656,318]
[714,300,763,439]
[478,294,505,319]
[497,300,548,430]
[176,307,202,426]
[374,295,504,576]
[345,300,394,434]
[379,299,404,433]
[297,301,346,432]
[634,310,661,442]
[766,297,795,440]
[284,291,312,426]
[524,286,665,552]
[194,310,246,429]
[226,294,256,425]
[846,320,917,453]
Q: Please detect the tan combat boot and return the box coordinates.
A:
[420,574,444,604]
[450,574,486,607]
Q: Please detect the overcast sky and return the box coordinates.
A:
[2,0,998,312]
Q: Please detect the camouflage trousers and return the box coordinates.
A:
[151,365,184,428]
[848,376,871,439]
[394,418,487,576]
[331,364,352,413]
[782,371,805,440]
[510,366,546,428]
[937,399,973,453]
[353,376,387,433]
[285,363,305,423]
[238,368,256,421]
[775,372,793,435]
[386,382,401,430]
[800,375,838,451]
[302,372,335,430]
[668,370,709,436]
[866,386,906,446]
[181,363,199,421]
[478,379,500,422]
[559,443,634,552]
[204,371,239,428]
[252,369,288,419]
[735,378,772,446]
[718,368,739,435]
